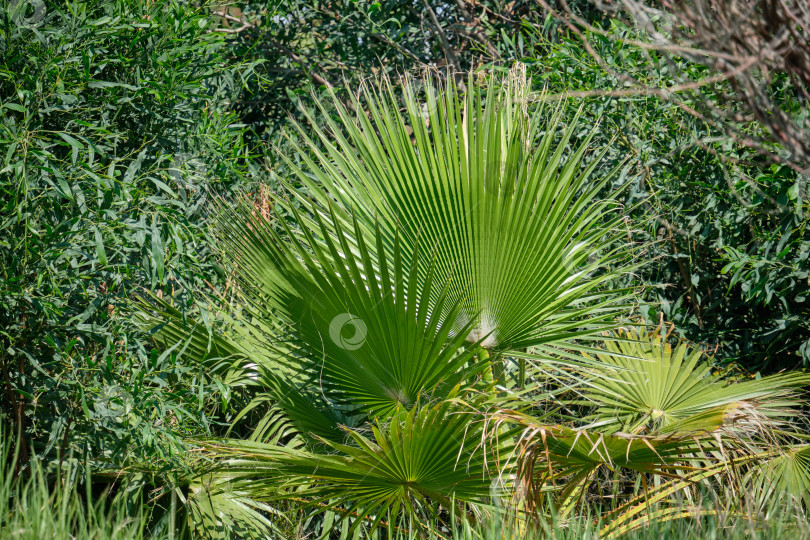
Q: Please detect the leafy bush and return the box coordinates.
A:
[0,0,256,471]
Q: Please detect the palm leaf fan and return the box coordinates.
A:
[201,398,505,536]
[275,66,640,358]
[571,328,810,435]
[150,198,492,439]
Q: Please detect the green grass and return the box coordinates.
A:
[0,432,148,539]
[1,457,807,540]
[456,514,810,540]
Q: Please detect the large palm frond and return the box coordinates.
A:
[149,204,490,439]
[277,67,639,355]
[202,399,505,536]
[218,204,491,419]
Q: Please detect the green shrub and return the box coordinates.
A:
[0,0,257,472]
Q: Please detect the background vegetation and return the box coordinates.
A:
[1,0,808,538]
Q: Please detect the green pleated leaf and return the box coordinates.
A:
[276,67,639,357]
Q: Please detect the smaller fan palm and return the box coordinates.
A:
[202,398,500,535]
[572,328,810,435]
[494,328,810,536]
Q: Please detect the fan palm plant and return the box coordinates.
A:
[496,327,810,537]
[145,67,641,535]
[571,328,810,435]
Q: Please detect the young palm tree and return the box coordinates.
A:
[145,68,720,536]
[144,65,810,537]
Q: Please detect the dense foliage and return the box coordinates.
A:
[1,0,809,538]
[0,0,258,472]
[515,22,810,370]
